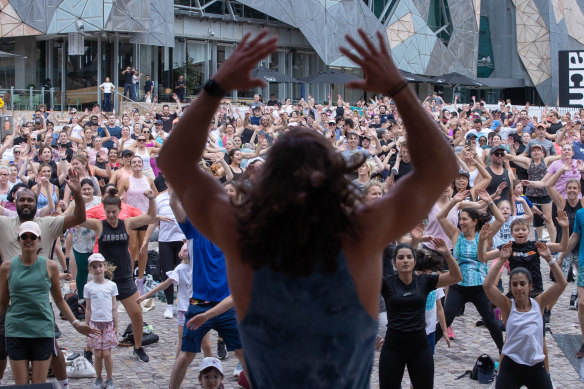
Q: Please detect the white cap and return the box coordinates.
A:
[88,253,106,264]
[199,357,223,375]
[18,221,41,238]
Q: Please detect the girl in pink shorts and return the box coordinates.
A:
[84,253,119,389]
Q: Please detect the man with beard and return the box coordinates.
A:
[0,171,85,389]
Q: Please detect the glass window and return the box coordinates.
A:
[427,0,453,46]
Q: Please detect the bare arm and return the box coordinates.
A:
[342,31,458,248]
[535,242,567,309]
[483,242,512,313]
[432,238,462,288]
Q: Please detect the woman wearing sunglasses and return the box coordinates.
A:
[0,221,96,385]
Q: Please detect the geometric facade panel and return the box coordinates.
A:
[388,12,415,49]
[238,0,387,67]
[512,0,551,86]
[0,0,173,46]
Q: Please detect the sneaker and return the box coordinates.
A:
[233,361,243,378]
[133,347,149,362]
[577,343,584,359]
[217,339,227,360]
[93,378,103,389]
[84,349,93,365]
[543,309,551,324]
[447,326,455,340]
[135,278,144,296]
[570,295,578,311]
[105,378,115,389]
[163,305,174,319]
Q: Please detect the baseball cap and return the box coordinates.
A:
[18,221,41,238]
[466,133,478,139]
[490,120,501,130]
[199,357,223,375]
[490,145,506,155]
[34,118,42,124]
[121,149,133,157]
[457,170,470,178]
[88,253,106,264]
[328,119,336,124]
[530,144,546,154]
[155,120,163,125]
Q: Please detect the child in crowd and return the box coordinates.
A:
[137,243,212,358]
[84,253,119,389]
[416,250,450,354]
[198,357,224,389]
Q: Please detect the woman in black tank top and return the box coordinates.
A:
[79,186,156,362]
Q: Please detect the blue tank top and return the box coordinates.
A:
[37,185,58,210]
[239,250,377,388]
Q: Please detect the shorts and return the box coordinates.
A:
[87,321,118,350]
[6,337,56,361]
[132,224,148,231]
[181,304,241,353]
[0,333,6,360]
[177,310,186,327]
[579,263,584,287]
[115,278,138,301]
[526,195,552,205]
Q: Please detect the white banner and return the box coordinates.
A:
[68,33,84,56]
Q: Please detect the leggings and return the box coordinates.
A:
[379,329,433,389]
[73,250,90,299]
[495,356,552,389]
[159,241,184,303]
[435,284,504,352]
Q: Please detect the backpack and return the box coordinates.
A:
[60,291,85,320]
[120,322,159,346]
[146,250,161,281]
[456,354,495,381]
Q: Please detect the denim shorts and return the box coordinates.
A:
[181,304,241,353]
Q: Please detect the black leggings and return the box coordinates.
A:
[158,241,184,303]
[435,284,504,352]
[379,329,433,389]
[495,356,552,389]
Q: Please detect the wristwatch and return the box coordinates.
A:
[203,79,226,98]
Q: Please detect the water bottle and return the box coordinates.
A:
[580,358,584,381]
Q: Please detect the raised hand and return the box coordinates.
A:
[213,30,279,92]
[65,168,81,194]
[410,221,425,241]
[535,241,551,259]
[340,29,405,94]
[431,237,450,256]
[500,242,512,260]
[556,209,569,228]
[479,223,491,241]
[476,188,492,203]
[452,190,470,202]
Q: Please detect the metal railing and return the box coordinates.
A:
[111,89,152,113]
[3,87,58,111]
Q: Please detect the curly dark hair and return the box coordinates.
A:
[237,128,364,277]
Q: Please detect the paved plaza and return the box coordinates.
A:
[1,256,583,388]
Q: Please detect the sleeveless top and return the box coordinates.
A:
[526,160,548,197]
[239,251,377,388]
[126,175,150,213]
[37,185,58,210]
[468,167,479,187]
[485,167,511,202]
[501,298,545,366]
[98,220,132,283]
[553,200,582,254]
[135,148,151,171]
[453,234,487,286]
[6,256,54,338]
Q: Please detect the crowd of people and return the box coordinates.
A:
[0,29,582,388]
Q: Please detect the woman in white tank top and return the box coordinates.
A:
[117,155,158,295]
[483,241,566,388]
[130,135,156,179]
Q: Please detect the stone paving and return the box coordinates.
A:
[2,257,584,388]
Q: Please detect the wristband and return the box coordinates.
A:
[71,319,80,326]
[203,79,226,98]
[488,201,495,207]
[386,80,408,97]
[548,257,558,266]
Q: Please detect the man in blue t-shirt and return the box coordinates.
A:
[168,193,245,389]
[103,114,121,149]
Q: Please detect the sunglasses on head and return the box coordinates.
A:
[20,233,38,241]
